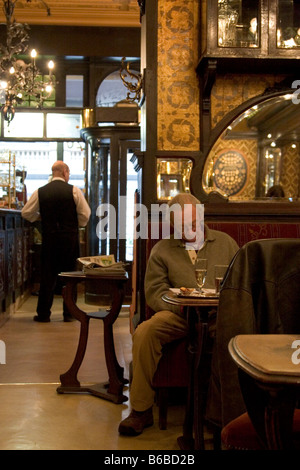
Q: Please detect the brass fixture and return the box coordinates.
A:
[120,56,142,104]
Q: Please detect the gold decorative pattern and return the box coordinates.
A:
[281,144,300,199]
[213,150,248,196]
[206,139,257,200]
[157,0,200,151]
[211,74,286,128]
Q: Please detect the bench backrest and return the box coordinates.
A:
[130,218,300,328]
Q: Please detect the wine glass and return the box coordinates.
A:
[194,258,207,294]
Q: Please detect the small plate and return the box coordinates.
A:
[177,292,219,299]
[170,288,219,299]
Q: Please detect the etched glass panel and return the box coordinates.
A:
[218,0,259,48]
[277,0,300,48]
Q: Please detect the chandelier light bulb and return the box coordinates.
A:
[0,81,8,89]
[30,49,37,59]
[45,85,52,93]
[48,60,54,70]
[9,67,15,74]
[17,93,22,99]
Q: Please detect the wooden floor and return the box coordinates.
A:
[0,293,214,451]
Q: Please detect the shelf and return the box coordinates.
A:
[0,151,16,209]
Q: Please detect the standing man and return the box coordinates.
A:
[22,160,91,322]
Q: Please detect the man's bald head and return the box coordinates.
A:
[51,161,70,182]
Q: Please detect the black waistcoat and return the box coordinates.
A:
[38,180,78,235]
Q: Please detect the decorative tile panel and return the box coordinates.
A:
[211,74,286,128]
[281,144,300,199]
[208,138,257,200]
[157,0,200,151]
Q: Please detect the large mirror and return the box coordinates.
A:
[202,92,300,201]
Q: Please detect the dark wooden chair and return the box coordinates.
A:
[152,337,190,430]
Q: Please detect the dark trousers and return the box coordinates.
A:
[37,232,79,318]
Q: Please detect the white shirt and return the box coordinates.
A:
[21,177,91,227]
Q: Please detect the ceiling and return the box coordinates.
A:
[0,0,141,27]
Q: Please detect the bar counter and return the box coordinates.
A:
[0,208,31,326]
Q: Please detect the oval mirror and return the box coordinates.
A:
[202,92,300,201]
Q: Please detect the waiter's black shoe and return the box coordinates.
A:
[33,315,50,323]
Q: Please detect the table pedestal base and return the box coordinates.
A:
[56,272,129,405]
[57,382,128,404]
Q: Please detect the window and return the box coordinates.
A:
[4,113,44,138]
[46,113,82,138]
[63,142,85,191]
[126,150,138,261]
[0,141,86,199]
[66,75,84,107]
[96,70,137,107]
[0,141,57,197]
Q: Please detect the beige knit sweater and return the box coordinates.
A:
[144,225,239,315]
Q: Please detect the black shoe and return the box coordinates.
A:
[33,315,50,323]
[118,408,153,436]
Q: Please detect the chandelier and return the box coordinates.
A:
[0,0,55,124]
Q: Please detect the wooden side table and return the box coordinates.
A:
[56,271,128,404]
[162,291,219,450]
[228,334,300,449]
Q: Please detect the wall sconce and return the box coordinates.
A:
[120,57,143,104]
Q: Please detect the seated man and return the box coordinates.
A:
[119,193,239,436]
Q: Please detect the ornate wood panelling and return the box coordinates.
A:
[22,228,30,284]
[15,228,23,288]
[6,229,15,293]
[0,231,5,300]
[157,0,200,151]
[0,211,31,323]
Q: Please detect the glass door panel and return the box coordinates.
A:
[218,0,260,48]
[277,0,300,48]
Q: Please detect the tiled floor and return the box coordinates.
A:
[0,293,214,451]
